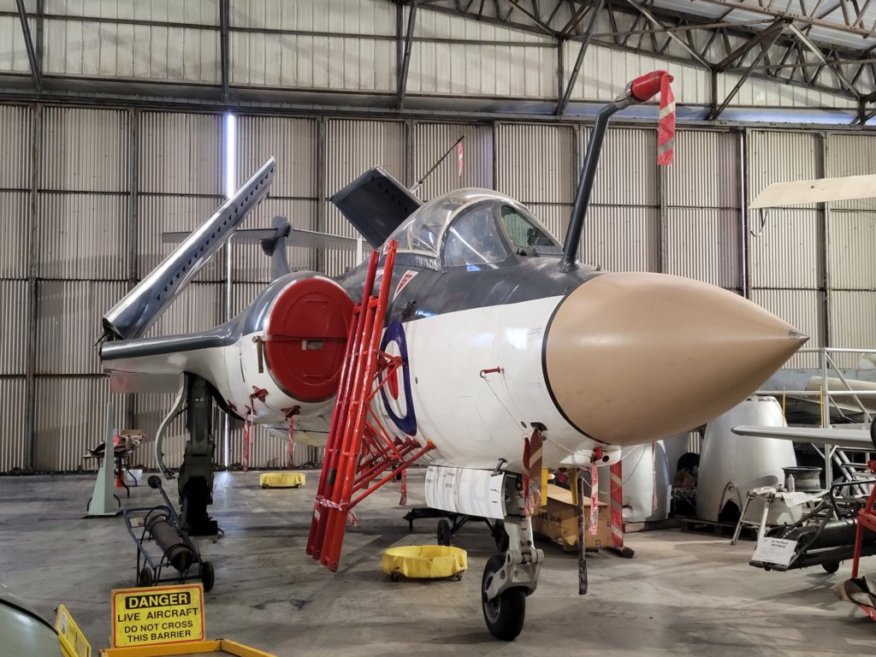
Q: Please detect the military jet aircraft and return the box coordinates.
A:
[99,71,807,640]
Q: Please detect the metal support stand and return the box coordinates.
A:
[731,487,775,544]
[86,402,121,517]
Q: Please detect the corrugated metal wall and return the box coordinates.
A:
[6,102,876,472]
[747,130,823,368]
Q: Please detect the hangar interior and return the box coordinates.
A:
[1,1,876,655]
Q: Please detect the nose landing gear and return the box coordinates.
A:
[480,476,543,641]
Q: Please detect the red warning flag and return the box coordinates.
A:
[457,140,464,177]
[657,74,675,166]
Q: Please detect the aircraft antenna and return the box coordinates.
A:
[410,135,465,194]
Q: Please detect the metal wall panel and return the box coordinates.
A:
[0,15,29,73]
[829,211,876,290]
[747,131,819,200]
[667,130,739,208]
[33,377,127,472]
[44,19,219,82]
[324,119,405,276]
[830,292,876,366]
[412,123,493,201]
[825,133,876,211]
[237,116,317,197]
[496,124,574,203]
[0,192,31,278]
[142,282,223,338]
[136,194,226,281]
[750,289,823,368]
[583,206,659,273]
[37,194,128,280]
[40,107,128,192]
[586,127,657,207]
[747,209,821,289]
[44,1,219,22]
[407,40,554,98]
[665,208,740,288]
[36,280,126,374]
[0,105,32,189]
[717,72,857,109]
[574,43,711,105]
[232,0,394,34]
[231,32,395,91]
[0,281,28,374]
[0,378,27,472]
[139,112,222,195]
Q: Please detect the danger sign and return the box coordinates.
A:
[111,584,205,648]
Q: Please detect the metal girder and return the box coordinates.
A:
[397,2,419,108]
[788,23,860,97]
[708,20,786,119]
[623,0,711,68]
[714,18,785,71]
[556,0,605,114]
[15,0,41,92]
[693,0,876,37]
[220,0,229,101]
[422,0,876,103]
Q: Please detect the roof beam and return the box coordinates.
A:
[788,23,860,97]
[219,0,229,101]
[397,2,419,109]
[708,20,785,119]
[15,0,41,92]
[622,0,712,68]
[556,0,604,115]
[692,0,876,37]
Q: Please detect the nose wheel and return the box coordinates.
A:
[481,554,526,641]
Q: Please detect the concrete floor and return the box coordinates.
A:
[1,470,874,657]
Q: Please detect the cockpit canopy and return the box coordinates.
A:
[386,189,562,268]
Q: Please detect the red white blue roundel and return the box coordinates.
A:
[379,321,417,436]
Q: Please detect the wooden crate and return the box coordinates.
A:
[532,483,612,551]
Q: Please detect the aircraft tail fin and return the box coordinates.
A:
[102,158,276,340]
[330,167,422,247]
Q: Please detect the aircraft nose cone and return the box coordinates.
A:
[544,272,807,446]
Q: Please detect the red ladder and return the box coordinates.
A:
[306,240,433,571]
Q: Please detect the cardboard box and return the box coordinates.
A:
[532,483,612,551]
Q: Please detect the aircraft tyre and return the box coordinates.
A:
[822,561,840,574]
[201,560,215,592]
[437,519,452,546]
[482,554,526,641]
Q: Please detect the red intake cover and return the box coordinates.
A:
[263,277,354,403]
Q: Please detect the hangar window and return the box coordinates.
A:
[442,203,510,268]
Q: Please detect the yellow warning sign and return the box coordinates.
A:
[111,584,205,648]
[55,605,91,657]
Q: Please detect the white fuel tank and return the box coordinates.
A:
[696,396,796,522]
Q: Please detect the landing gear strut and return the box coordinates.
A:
[178,375,219,536]
[480,474,543,641]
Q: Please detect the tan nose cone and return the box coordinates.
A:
[544,272,808,446]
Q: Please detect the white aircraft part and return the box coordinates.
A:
[389,296,599,471]
[696,396,797,523]
[597,442,672,523]
[732,424,873,449]
[749,173,876,208]
[425,465,506,519]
